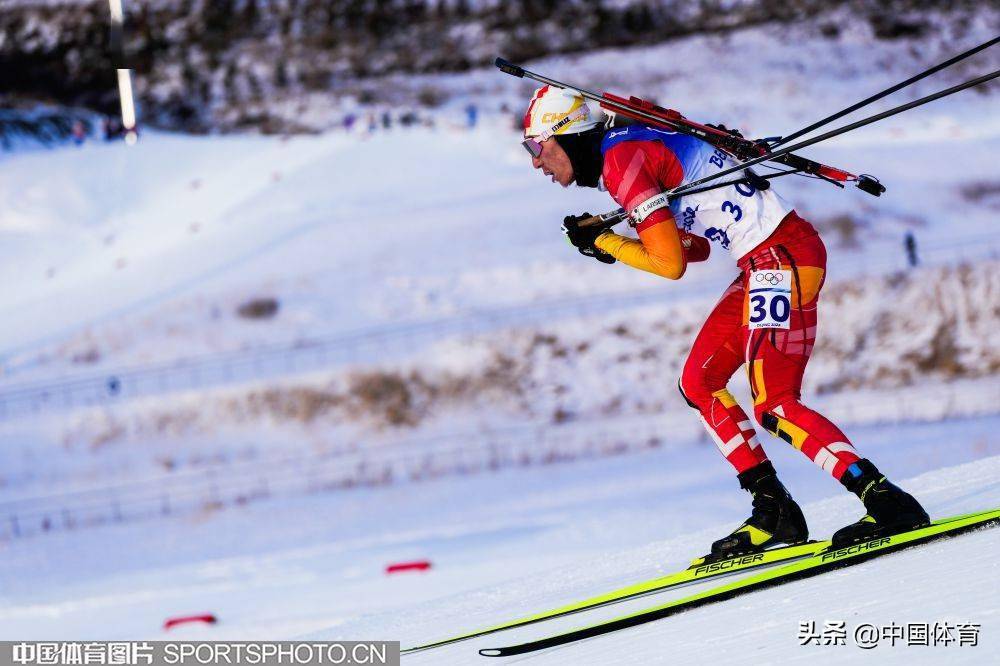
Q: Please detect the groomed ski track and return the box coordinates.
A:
[477,510,998,657]
[358,454,1000,664]
[498,517,999,664]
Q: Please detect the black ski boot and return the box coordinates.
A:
[832,459,929,548]
[707,461,809,562]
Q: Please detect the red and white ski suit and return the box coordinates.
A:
[594,127,861,481]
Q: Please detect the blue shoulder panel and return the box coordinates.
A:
[601,125,705,165]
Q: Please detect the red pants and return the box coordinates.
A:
[679,212,861,481]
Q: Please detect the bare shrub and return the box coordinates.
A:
[552,407,573,423]
[416,85,448,107]
[71,347,101,364]
[610,323,631,337]
[346,371,422,427]
[960,181,1000,209]
[818,213,867,248]
[249,387,342,423]
[904,322,965,377]
[90,420,125,450]
[869,15,929,39]
[237,297,280,319]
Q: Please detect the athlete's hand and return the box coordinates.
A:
[680,229,710,263]
[562,213,616,264]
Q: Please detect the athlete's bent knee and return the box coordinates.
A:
[678,378,700,410]
[754,399,799,436]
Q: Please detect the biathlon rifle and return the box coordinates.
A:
[496,36,999,230]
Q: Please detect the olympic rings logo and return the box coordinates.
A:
[754,272,784,285]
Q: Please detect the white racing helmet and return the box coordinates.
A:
[522,86,608,153]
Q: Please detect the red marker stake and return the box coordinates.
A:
[163,614,217,631]
[385,560,432,574]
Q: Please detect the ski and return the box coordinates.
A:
[480,508,1000,657]
[402,539,826,653]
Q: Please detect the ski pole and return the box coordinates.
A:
[495,58,739,146]
[577,169,805,230]
[670,68,1000,197]
[772,36,999,148]
[496,57,864,188]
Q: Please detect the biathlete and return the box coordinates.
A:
[521,85,929,559]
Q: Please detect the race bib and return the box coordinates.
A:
[748,270,792,330]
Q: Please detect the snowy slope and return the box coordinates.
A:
[2,20,999,381]
[4,121,999,379]
[0,20,997,660]
[318,455,1000,665]
[1,25,997,520]
[0,418,996,660]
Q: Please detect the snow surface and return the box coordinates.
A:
[3,121,998,376]
[0,103,997,497]
[0,418,996,664]
[0,18,998,662]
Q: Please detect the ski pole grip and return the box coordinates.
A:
[578,210,627,230]
[494,57,524,78]
[576,213,608,228]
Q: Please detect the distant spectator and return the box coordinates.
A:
[71,120,86,145]
[465,103,478,129]
[904,231,919,268]
[366,112,377,133]
[103,115,126,141]
[381,111,392,129]
[343,113,356,132]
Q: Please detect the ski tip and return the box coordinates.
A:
[494,57,524,78]
[479,648,502,657]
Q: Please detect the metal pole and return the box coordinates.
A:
[773,37,999,148]
[671,69,1000,196]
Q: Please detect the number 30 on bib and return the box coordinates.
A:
[747,270,792,330]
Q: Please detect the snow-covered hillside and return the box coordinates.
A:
[0,74,997,499]
[3,20,998,379]
[0,258,986,501]
[1,16,998,656]
[2,114,998,379]
[6,1,994,132]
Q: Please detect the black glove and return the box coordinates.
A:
[561,213,616,264]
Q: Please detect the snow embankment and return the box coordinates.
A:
[0,257,994,501]
[3,15,1000,383]
[0,424,996,648]
[307,453,1000,664]
[55,259,1000,445]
